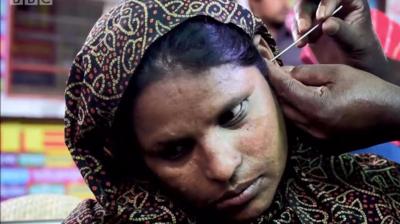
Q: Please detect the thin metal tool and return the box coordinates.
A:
[271,5,343,62]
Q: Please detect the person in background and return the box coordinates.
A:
[249,0,303,65]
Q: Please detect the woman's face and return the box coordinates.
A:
[133,64,287,222]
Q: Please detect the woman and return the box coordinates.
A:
[64,0,400,223]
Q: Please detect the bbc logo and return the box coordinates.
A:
[11,0,53,5]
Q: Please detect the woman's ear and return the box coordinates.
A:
[253,34,280,65]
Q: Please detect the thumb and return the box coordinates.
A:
[289,64,333,86]
[322,17,360,51]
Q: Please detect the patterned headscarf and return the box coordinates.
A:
[64,0,279,223]
[64,0,400,223]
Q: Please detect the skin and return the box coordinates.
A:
[133,64,287,222]
[251,0,400,144]
[293,0,398,84]
[267,61,400,149]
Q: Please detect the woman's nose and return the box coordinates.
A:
[201,130,242,182]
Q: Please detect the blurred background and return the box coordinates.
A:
[0,0,399,218]
[0,0,121,204]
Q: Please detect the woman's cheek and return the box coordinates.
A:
[238,112,287,179]
[239,115,276,157]
[149,160,211,205]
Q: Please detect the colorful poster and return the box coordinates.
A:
[0,121,92,201]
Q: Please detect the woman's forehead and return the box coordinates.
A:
[132,65,262,140]
[136,65,257,109]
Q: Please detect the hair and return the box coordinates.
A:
[130,16,269,97]
[110,16,271,181]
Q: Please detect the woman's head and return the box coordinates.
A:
[128,16,272,97]
[65,1,286,223]
[113,17,287,222]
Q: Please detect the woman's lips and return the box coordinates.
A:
[215,177,263,210]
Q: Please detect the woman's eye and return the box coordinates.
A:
[158,139,194,161]
[218,99,249,128]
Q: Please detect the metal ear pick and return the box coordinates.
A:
[271,5,343,62]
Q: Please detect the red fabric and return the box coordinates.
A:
[371,9,400,60]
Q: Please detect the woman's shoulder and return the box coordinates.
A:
[287,130,400,181]
[288,134,400,191]
[281,136,400,223]
[332,153,400,192]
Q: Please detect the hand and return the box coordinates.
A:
[267,61,400,148]
[293,0,390,80]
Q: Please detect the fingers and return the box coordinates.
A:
[321,17,341,35]
[291,22,307,48]
[280,94,329,139]
[289,65,334,86]
[281,65,294,73]
[316,0,341,20]
[268,62,339,140]
[294,0,332,47]
[306,24,323,44]
[321,17,359,51]
[293,0,315,47]
[293,0,344,46]
[294,0,316,33]
[266,61,325,109]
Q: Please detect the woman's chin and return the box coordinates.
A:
[216,180,276,223]
[230,196,273,223]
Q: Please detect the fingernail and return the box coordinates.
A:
[317,5,325,20]
[282,66,295,73]
[298,18,306,33]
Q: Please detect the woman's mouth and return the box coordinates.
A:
[215,176,264,210]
